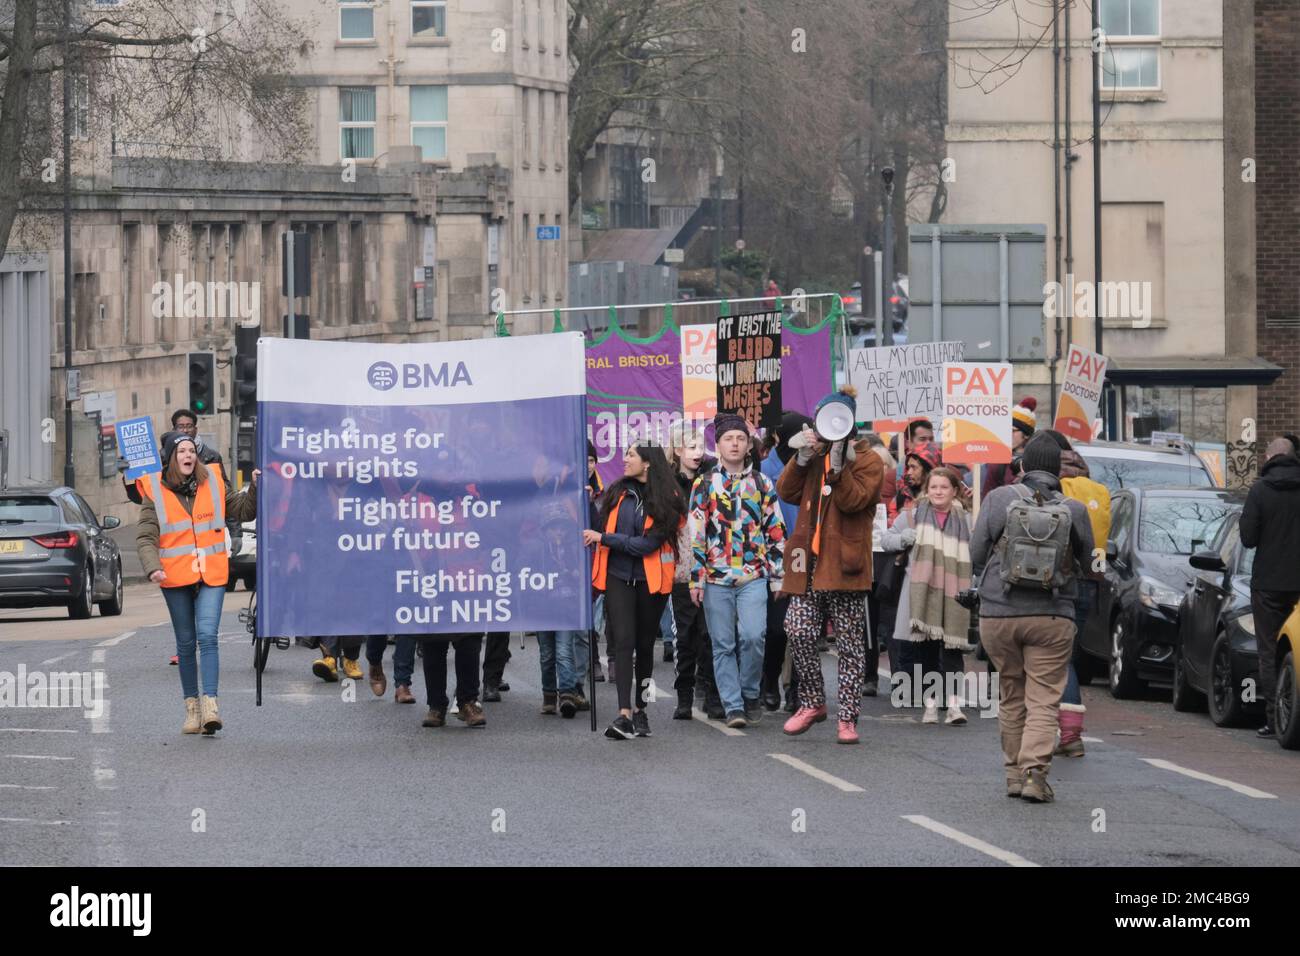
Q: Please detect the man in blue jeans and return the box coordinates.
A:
[367,635,418,704]
[689,413,786,728]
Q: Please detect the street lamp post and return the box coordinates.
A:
[881,166,895,347]
[62,0,74,488]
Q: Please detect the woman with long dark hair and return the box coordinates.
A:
[584,443,686,739]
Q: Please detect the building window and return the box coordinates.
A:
[410,86,448,161]
[521,213,531,302]
[71,72,90,140]
[521,88,531,166]
[1100,0,1160,90]
[339,87,376,159]
[412,0,446,38]
[339,0,375,41]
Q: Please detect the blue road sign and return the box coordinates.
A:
[536,225,561,240]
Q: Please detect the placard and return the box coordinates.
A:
[716,310,782,431]
[848,341,965,434]
[115,416,161,481]
[940,362,1013,465]
[1054,344,1108,444]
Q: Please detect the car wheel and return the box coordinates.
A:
[1108,616,1144,699]
[97,559,124,616]
[1207,632,1247,727]
[1171,646,1206,713]
[1277,652,1300,751]
[68,565,94,619]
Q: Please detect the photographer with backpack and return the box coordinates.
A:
[970,433,1094,804]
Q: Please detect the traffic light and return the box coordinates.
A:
[187,351,215,416]
[234,325,259,421]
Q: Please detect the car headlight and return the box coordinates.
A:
[1139,576,1183,610]
[1237,614,1255,636]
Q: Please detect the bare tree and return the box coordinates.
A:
[0,0,317,260]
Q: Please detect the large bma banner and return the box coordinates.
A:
[586,315,834,486]
[256,334,592,638]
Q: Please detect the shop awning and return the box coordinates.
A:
[1105,355,1284,388]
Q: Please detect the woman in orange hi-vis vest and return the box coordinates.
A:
[584,443,686,740]
[136,431,258,736]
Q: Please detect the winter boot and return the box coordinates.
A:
[673,688,693,720]
[1054,704,1086,757]
[200,695,222,735]
[541,692,558,715]
[182,697,201,734]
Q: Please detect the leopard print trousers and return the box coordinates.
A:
[785,588,868,722]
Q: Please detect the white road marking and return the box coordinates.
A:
[768,754,865,793]
[0,728,78,734]
[0,817,72,826]
[1141,758,1278,799]
[90,700,111,735]
[0,784,58,790]
[90,648,106,664]
[692,709,745,736]
[902,814,1040,867]
[40,655,72,666]
[1082,736,1103,743]
[96,631,135,647]
[3,754,75,761]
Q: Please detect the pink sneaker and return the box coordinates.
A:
[837,720,859,745]
[782,705,828,736]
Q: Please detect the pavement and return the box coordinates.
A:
[3,591,1300,867]
[107,523,148,586]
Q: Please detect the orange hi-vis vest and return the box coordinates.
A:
[136,468,230,587]
[590,492,675,595]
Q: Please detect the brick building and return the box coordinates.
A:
[1255,0,1300,449]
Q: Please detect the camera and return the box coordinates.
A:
[955,588,980,610]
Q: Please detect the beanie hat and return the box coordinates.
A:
[906,439,941,472]
[1021,432,1062,476]
[586,440,597,460]
[1012,396,1038,437]
[775,411,815,465]
[714,412,749,443]
[160,430,197,469]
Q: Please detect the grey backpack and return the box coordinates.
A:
[996,485,1074,591]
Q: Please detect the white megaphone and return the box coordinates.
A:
[814,392,857,443]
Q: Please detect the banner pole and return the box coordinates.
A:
[972,463,982,522]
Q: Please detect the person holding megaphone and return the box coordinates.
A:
[777,386,884,745]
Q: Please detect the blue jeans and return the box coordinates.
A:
[366,635,417,687]
[702,578,768,714]
[162,583,225,699]
[659,599,676,649]
[1064,580,1097,706]
[539,631,582,694]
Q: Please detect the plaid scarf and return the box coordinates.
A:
[907,500,973,649]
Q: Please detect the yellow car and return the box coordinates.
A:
[1277,598,1300,750]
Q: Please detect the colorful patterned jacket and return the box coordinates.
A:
[689,464,786,588]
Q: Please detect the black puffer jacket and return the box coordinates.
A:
[1240,453,1300,591]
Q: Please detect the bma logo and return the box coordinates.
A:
[367,362,398,390]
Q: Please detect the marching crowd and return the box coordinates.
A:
[135,391,1300,805]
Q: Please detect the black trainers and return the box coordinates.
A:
[862,681,878,698]
[1257,724,1276,739]
[743,698,763,724]
[604,715,635,740]
[482,681,502,703]
[632,710,652,737]
[725,711,748,729]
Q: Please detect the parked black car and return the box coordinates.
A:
[1076,487,1243,698]
[1173,514,1264,727]
[0,487,125,618]
[229,519,257,592]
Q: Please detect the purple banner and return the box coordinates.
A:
[585,318,833,487]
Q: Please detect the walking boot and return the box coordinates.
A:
[673,689,693,720]
[704,685,726,721]
[394,684,416,704]
[559,693,578,719]
[1020,769,1055,804]
[341,657,364,681]
[783,705,828,736]
[200,695,222,735]
[482,680,502,703]
[369,663,387,697]
[541,691,558,715]
[1053,705,1086,757]
[1006,770,1025,798]
[836,719,860,745]
[312,654,339,683]
[572,688,590,711]
[182,697,201,735]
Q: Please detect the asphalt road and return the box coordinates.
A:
[3,584,1300,867]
